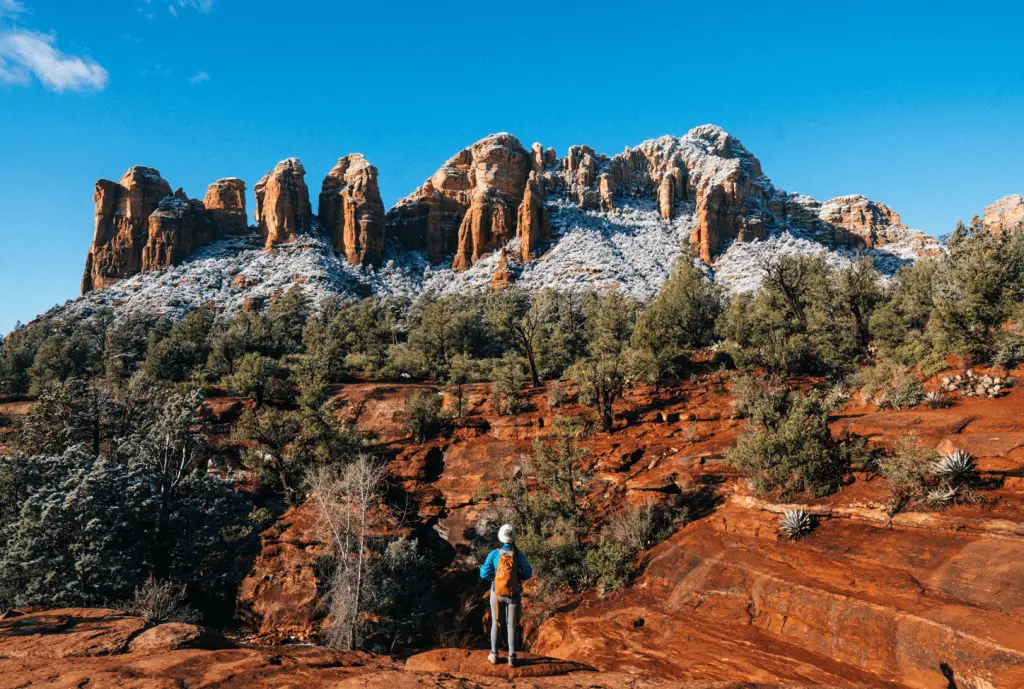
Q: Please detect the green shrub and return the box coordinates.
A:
[728,390,853,498]
[404,389,445,442]
[585,537,634,593]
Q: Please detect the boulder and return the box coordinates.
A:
[128,623,231,654]
[203,177,248,236]
[255,158,311,246]
[319,154,386,266]
[82,166,172,293]
[0,608,145,658]
[387,133,531,269]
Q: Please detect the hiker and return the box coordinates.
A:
[480,523,532,667]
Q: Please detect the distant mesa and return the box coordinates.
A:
[81,125,971,298]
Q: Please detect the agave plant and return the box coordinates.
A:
[925,484,958,508]
[779,509,814,540]
[924,391,949,409]
[931,449,976,485]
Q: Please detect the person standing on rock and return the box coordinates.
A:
[480,524,532,667]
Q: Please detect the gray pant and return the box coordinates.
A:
[490,589,517,656]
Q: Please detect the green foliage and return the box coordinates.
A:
[143,308,216,383]
[931,227,1024,361]
[718,255,881,376]
[0,449,256,615]
[16,378,123,457]
[632,254,722,380]
[584,537,634,593]
[492,353,529,416]
[728,388,854,498]
[407,293,491,378]
[223,352,290,406]
[568,291,638,432]
[403,389,445,442]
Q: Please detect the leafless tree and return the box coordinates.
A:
[307,455,388,650]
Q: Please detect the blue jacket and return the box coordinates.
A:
[480,544,533,591]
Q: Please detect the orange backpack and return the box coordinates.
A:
[493,548,519,597]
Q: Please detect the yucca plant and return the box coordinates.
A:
[779,509,814,540]
[925,484,957,508]
[924,391,949,409]
[930,449,976,486]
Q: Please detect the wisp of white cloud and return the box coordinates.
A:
[188,70,209,84]
[0,0,27,18]
[176,0,213,13]
[0,29,108,91]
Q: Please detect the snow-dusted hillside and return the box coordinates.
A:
[54,191,940,324]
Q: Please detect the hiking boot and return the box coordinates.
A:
[487,653,498,665]
[508,654,517,668]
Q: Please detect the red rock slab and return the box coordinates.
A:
[405,648,593,678]
[0,608,145,659]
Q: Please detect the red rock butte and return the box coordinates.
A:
[80,125,949,295]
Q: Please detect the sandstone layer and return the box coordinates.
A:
[319,154,386,266]
[255,158,311,246]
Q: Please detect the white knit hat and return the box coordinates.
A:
[498,524,516,544]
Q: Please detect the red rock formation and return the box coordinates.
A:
[141,193,209,272]
[319,154,386,266]
[387,133,531,270]
[818,194,905,248]
[83,170,253,292]
[517,172,550,262]
[489,248,515,288]
[236,504,324,641]
[203,178,248,236]
[82,166,172,293]
[255,158,311,246]
[983,194,1024,234]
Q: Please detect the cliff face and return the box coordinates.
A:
[255,158,312,246]
[385,133,532,269]
[82,169,250,294]
[983,194,1024,234]
[318,154,386,267]
[79,125,947,298]
[83,167,172,293]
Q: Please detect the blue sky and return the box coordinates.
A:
[1,0,1022,333]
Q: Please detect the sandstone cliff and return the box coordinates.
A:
[255,158,311,246]
[203,178,248,236]
[517,172,550,262]
[318,154,386,266]
[82,166,172,293]
[983,194,1024,234]
[83,170,252,293]
[385,133,532,270]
